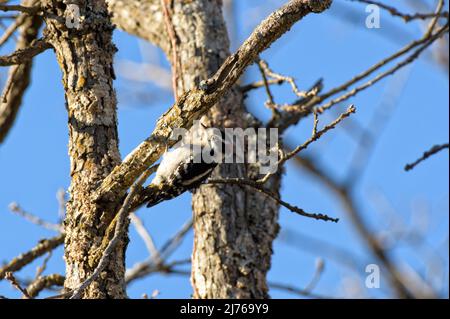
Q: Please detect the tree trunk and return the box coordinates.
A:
[169,0,281,298]
[43,0,126,298]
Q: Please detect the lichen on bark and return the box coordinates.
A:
[42,0,126,298]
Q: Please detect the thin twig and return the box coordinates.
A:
[0,13,27,47]
[311,22,449,113]
[208,178,339,222]
[8,202,63,232]
[257,58,275,104]
[424,0,445,38]
[126,259,191,284]
[260,105,356,184]
[268,281,333,299]
[312,110,319,136]
[240,78,284,93]
[405,143,449,171]
[5,272,30,298]
[0,4,41,15]
[303,258,325,293]
[0,38,51,66]
[126,219,193,284]
[0,64,19,103]
[316,24,449,113]
[258,59,309,98]
[130,213,162,264]
[349,0,448,22]
[34,251,52,280]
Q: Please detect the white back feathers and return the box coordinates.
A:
[145,123,223,207]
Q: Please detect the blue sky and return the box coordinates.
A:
[0,0,448,298]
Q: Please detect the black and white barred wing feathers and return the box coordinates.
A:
[145,145,218,208]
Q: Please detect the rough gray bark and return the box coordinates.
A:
[42,0,126,298]
[162,1,281,298]
[0,1,42,144]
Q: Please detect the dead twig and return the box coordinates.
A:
[130,213,162,264]
[0,4,41,15]
[405,143,449,171]
[4,272,30,298]
[0,234,65,280]
[208,177,339,222]
[8,202,63,232]
[0,38,51,66]
[126,219,193,284]
[349,0,448,22]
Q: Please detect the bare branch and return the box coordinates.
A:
[290,152,418,298]
[0,4,41,15]
[349,0,448,22]
[130,213,162,264]
[240,78,284,93]
[0,13,26,47]
[260,105,356,184]
[208,177,338,222]
[8,202,63,232]
[268,281,333,299]
[126,219,193,284]
[0,38,51,66]
[126,259,191,284]
[405,143,449,172]
[424,0,445,39]
[34,251,52,280]
[258,59,310,99]
[0,5,42,144]
[0,234,64,280]
[303,258,325,293]
[4,272,30,298]
[316,23,449,114]
[0,63,19,102]
[26,274,64,298]
[257,59,275,105]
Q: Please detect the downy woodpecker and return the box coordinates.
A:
[145,124,224,207]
